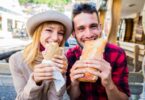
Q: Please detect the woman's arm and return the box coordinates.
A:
[9,54,44,100]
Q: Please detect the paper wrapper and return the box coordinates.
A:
[78,38,107,82]
[42,42,65,93]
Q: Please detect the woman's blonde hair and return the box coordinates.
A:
[23,22,65,69]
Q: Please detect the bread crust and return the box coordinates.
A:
[42,42,63,60]
[78,38,107,82]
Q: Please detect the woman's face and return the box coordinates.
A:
[40,23,65,48]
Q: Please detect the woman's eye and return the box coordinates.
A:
[58,32,65,36]
[46,29,52,32]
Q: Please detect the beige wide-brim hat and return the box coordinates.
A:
[26,10,72,40]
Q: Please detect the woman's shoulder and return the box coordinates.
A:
[9,50,29,72]
[9,51,25,66]
[9,51,23,60]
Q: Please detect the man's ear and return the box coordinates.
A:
[99,24,103,32]
[98,24,103,37]
[99,24,102,30]
[72,31,76,37]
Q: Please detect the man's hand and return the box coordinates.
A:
[69,60,87,99]
[70,60,86,85]
[83,59,113,88]
[82,59,128,100]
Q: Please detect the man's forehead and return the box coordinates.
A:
[73,12,99,27]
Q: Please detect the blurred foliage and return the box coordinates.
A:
[19,0,71,6]
[19,0,71,11]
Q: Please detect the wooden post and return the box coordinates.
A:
[143,56,145,80]
[134,45,139,72]
[107,0,122,44]
[124,19,134,42]
[142,4,145,34]
[99,10,106,29]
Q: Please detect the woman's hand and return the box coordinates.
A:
[33,63,54,84]
[52,55,68,75]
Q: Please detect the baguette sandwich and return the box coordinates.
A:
[78,38,107,82]
[42,42,63,60]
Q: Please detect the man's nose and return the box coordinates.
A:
[84,28,93,38]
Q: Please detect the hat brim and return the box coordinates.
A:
[26,10,72,40]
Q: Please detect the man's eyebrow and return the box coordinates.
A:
[91,23,98,25]
[76,25,84,29]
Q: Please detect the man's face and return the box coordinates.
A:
[73,12,102,47]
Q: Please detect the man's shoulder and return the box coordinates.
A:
[66,45,81,58]
[67,45,81,53]
[106,43,125,53]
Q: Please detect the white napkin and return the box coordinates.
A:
[42,59,65,93]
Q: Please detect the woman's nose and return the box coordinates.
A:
[51,32,58,42]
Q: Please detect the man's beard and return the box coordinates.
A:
[74,35,83,49]
[74,35,100,49]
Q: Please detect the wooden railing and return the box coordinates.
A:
[117,41,145,72]
[121,43,145,99]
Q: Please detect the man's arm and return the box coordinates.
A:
[99,59,129,100]
[105,81,128,100]
[67,61,85,99]
[86,58,129,100]
[68,82,81,100]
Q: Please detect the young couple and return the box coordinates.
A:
[9,3,130,100]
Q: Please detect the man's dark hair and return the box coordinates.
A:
[72,3,100,22]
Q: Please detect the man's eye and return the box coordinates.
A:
[90,24,98,29]
[78,27,84,31]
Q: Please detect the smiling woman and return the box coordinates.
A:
[9,10,72,100]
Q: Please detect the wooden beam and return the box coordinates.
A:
[118,41,145,71]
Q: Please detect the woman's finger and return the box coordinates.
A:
[34,72,53,77]
[34,76,54,81]
[34,66,54,73]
